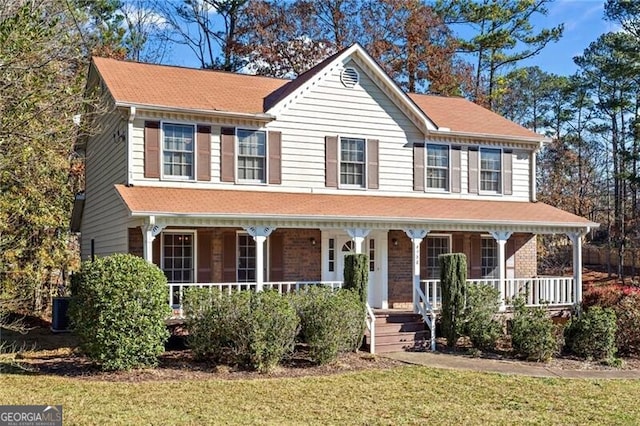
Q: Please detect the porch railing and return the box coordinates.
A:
[169,281,344,317]
[414,284,436,351]
[419,276,575,310]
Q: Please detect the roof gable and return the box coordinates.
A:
[264,44,436,133]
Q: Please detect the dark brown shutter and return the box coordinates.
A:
[197,229,212,283]
[469,235,482,279]
[127,228,143,258]
[144,121,160,178]
[452,234,464,253]
[451,146,461,193]
[268,131,282,184]
[506,237,516,278]
[221,127,235,182]
[222,232,237,282]
[269,232,284,282]
[420,239,427,279]
[468,147,479,194]
[503,149,513,195]
[152,235,161,267]
[325,136,338,188]
[367,139,379,189]
[196,125,211,181]
[413,143,424,191]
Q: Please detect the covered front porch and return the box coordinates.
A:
[130,221,586,316]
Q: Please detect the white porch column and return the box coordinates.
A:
[404,228,429,312]
[490,231,513,310]
[142,217,165,263]
[245,226,276,292]
[346,228,371,254]
[567,230,586,305]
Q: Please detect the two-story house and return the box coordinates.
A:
[73,44,596,351]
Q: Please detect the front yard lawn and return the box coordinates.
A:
[2,365,640,425]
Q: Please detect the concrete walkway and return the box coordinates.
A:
[383,351,640,379]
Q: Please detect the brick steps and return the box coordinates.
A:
[365,311,431,354]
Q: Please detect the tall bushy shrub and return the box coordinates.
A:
[564,306,617,361]
[613,294,640,356]
[461,284,502,350]
[510,298,557,362]
[183,289,298,372]
[292,287,364,365]
[69,254,170,371]
[439,253,467,347]
[343,253,369,306]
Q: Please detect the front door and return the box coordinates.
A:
[334,234,384,308]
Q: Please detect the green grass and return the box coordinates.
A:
[2,366,640,425]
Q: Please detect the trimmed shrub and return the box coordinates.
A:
[461,284,502,351]
[343,253,369,306]
[510,298,557,362]
[564,306,617,361]
[439,253,467,347]
[183,288,250,363]
[614,294,640,356]
[183,289,299,372]
[291,286,364,365]
[245,290,300,372]
[69,253,170,371]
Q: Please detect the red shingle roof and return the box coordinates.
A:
[92,55,543,140]
[115,185,595,229]
[92,57,286,114]
[408,94,540,139]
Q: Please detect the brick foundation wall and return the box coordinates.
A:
[514,233,537,277]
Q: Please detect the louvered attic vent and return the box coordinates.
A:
[340,67,359,88]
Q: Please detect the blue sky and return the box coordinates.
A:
[162,0,615,77]
[519,0,615,75]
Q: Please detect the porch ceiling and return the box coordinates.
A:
[115,185,597,233]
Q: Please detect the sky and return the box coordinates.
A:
[162,0,617,78]
[518,0,616,75]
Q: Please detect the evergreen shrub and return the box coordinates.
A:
[439,253,467,347]
[510,297,558,362]
[69,253,170,371]
[564,305,617,361]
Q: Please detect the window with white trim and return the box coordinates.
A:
[163,123,194,178]
[480,148,501,192]
[162,232,194,283]
[369,239,375,272]
[237,129,266,182]
[237,234,257,282]
[426,144,449,191]
[328,238,335,272]
[481,237,498,279]
[426,236,450,279]
[340,137,366,187]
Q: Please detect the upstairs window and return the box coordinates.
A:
[237,129,266,182]
[163,123,194,178]
[426,144,449,191]
[340,137,366,187]
[480,148,501,193]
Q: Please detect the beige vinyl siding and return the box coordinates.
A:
[124,58,533,201]
[273,60,423,192]
[80,107,129,259]
[512,149,530,200]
